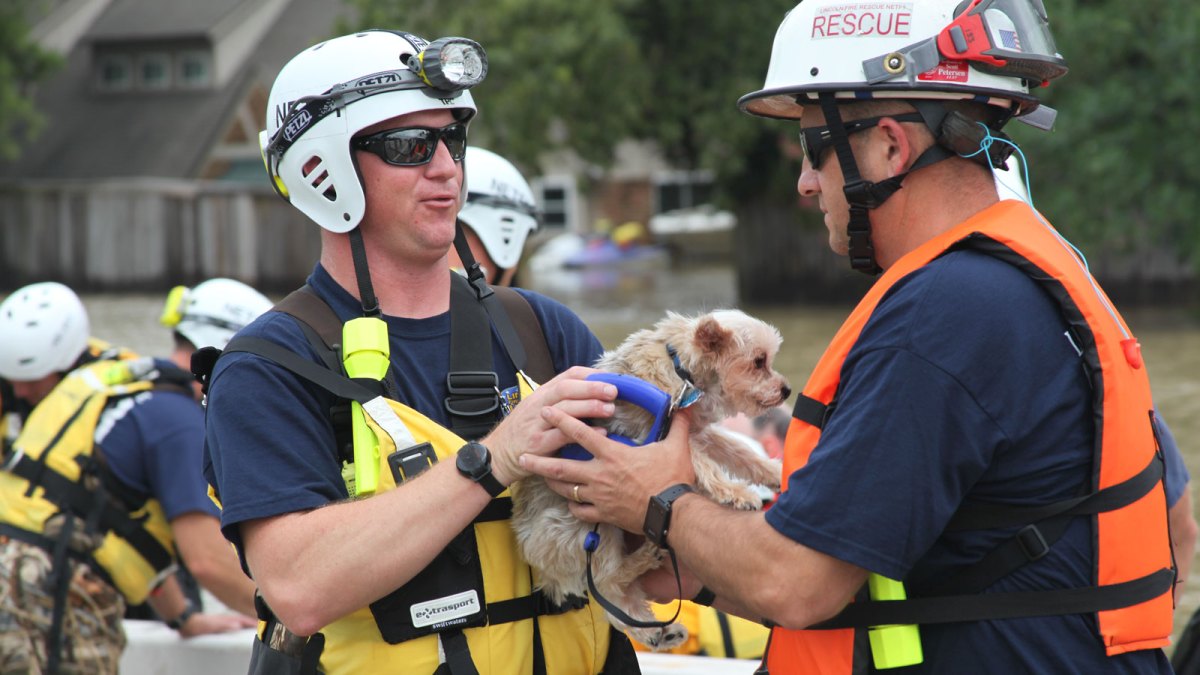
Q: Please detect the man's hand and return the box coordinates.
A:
[177,612,257,638]
[484,366,617,486]
[519,406,696,533]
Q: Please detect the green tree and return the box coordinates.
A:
[0,4,62,160]
[344,0,796,202]
[1013,0,1200,269]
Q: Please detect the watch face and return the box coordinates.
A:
[457,442,489,477]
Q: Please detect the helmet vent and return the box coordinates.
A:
[301,158,338,203]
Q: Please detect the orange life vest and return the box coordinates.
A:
[767,200,1174,673]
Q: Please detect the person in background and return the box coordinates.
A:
[523,1,1184,672]
[0,377,29,444]
[449,146,541,288]
[751,405,789,462]
[201,30,634,673]
[120,278,272,622]
[0,281,254,674]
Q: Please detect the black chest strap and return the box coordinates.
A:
[813,454,1172,629]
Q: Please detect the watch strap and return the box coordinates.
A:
[166,601,198,630]
[477,470,505,498]
[644,483,695,548]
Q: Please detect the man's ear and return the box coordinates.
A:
[876,116,917,178]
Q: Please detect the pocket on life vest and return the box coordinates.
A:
[368,525,487,644]
[248,629,324,675]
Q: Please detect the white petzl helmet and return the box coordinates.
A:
[0,281,90,381]
[261,30,487,233]
[739,0,1067,128]
[160,278,273,350]
[458,147,540,271]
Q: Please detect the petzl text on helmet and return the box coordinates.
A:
[263,36,488,189]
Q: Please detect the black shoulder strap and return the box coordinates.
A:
[447,274,502,440]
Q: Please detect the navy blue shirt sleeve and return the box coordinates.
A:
[97,387,217,521]
[1158,414,1189,507]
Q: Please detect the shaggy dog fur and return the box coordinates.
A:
[511,309,791,650]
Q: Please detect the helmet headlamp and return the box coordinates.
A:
[409,38,488,90]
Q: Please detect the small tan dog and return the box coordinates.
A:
[511,309,791,650]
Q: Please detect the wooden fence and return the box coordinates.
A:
[1,178,1194,306]
[0,178,320,292]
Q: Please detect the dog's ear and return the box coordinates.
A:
[694,315,732,357]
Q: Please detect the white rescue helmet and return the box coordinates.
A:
[261,30,486,233]
[160,278,273,350]
[0,282,90,381]
[740,0,1067,125]
[458,147,540,271]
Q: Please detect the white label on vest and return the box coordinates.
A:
[411,590,481,628]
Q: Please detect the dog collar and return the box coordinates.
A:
[665,344,704,410]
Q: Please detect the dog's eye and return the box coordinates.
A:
[754,355,767,369]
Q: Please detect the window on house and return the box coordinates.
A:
[96,54,133,91]
[532,176,576,231]
[139,53,171,90]
[178,51,212,88]
[653,171,715,213]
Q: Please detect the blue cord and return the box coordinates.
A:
[959,123,1134,341]
[961,122,1093,273]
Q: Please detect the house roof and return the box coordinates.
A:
[90,0,247,42]
[0,0,350,181]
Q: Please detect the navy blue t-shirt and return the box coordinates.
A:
[767,249,1173,673]
[96,359,216,521]
[203,264,604,555]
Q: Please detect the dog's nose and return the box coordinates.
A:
[781,384,792,401]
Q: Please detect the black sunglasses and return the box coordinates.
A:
[352,122,468,166]
[799,112,924,170]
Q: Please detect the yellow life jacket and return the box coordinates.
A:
[212,281,616,674]
[0,357,180,604]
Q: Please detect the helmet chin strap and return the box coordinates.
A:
[349,227,381,318]
[817,93,953,275]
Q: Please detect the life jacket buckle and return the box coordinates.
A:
[387,442,438,485]
[444,371,500,418]
[1016,524,1050,562]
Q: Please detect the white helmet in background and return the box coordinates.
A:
[261,30,487,233]
[739,0,1067,128]
[458,147,540,271]
[160,278,273,350]
[0,282,90,381]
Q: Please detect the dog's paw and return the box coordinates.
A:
[707,481,764,511]
[630,622,690,651]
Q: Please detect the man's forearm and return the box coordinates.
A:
[667,494,867,629]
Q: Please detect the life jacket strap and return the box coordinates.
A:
[791,393,831,429]
[813,567,1174,629]
[4,450,173,574]
[447,273,501,440]
[946,452,1164,531]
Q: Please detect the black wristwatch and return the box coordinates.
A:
[166,601,198,631]
[643,483,695,549]
[456,441,505,498]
